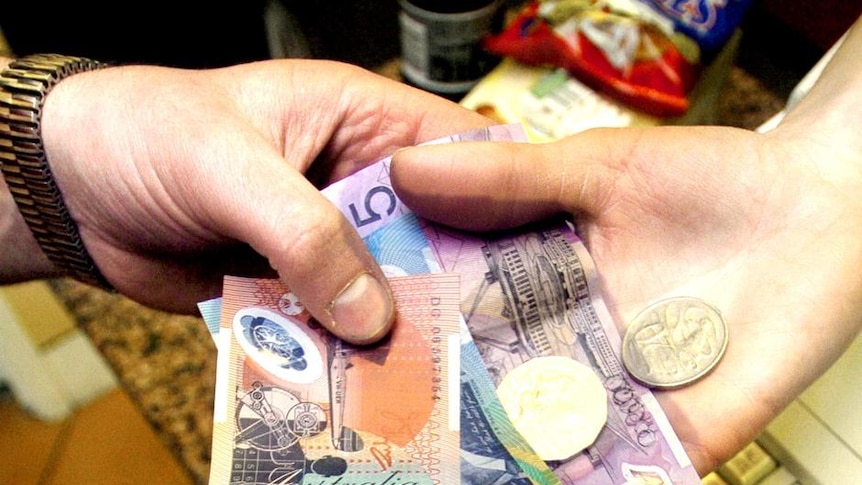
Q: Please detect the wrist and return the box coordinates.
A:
[0,55,56,281]
[769,18,862,191]
[0,54,112,288]
[0,173,60,282]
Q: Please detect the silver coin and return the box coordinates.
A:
[622,297,728,389]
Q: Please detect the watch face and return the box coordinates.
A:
[233,307,324,384]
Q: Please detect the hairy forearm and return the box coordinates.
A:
[0,55,61,282]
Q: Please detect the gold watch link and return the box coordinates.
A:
[0,54,112,289]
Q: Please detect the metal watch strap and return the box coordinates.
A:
[0,54,112,289]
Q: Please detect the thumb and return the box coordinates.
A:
[214,150,394,346]
[390,130,620,230]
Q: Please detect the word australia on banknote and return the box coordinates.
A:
[208,273,463,485]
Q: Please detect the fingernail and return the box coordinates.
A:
[328,272,394,345]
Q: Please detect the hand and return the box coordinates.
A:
[35,59,491,344]
[391,121,862,472]
[392,16,862,471]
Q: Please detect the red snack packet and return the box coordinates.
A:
[483,1,700,117]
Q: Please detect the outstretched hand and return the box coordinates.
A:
[391,122,862,473]
[392,16,862,471]
[37,59,491,344]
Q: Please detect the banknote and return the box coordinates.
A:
[208,273,462,485]
[320,125,562,484]
[321,124,527,238]
[205,123,700,484]
[201,211,558,484]
[418,219,702,484]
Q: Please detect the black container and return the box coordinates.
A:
[398,0,503,100]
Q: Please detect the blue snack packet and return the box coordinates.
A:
[639,0,754,57]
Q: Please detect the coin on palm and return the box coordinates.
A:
[496,356,608,461]
[622,297,728,389]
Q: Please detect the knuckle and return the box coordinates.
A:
[270,204,354,283]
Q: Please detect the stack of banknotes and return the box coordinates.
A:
[197,125,702,484]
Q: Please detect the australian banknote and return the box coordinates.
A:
[200,212,557,484]
[418,219,702,484]
[208,273,463,485]
[321,124,701,484]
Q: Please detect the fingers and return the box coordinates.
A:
[203,142,394,346]
[211,60,494,183]
[390,132,618,230]
[43,63,395,345]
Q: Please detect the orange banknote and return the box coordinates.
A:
[209,273,461,484]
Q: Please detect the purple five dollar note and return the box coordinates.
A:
[419,219,701,484]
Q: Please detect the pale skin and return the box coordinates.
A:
[0,57,492,345]
[391,15,862,474]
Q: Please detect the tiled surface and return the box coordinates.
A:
[1,281,77,348]
[0,388,193,485]
[759,334,862,483]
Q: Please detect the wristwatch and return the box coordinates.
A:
[0,54,112,289]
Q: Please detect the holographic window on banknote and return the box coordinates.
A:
[233,306,324,384]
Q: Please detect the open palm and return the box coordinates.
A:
[390,124,862,473]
